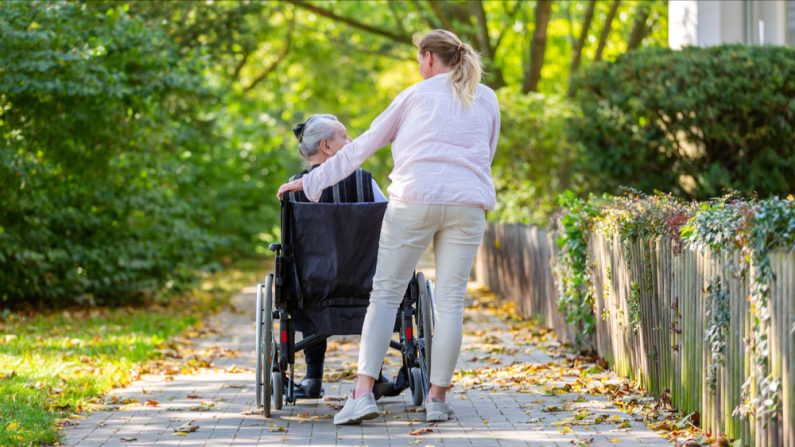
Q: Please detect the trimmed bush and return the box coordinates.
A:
[571,45,795,199]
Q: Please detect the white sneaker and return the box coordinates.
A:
[425,398,454,422]
[333,392,380,425]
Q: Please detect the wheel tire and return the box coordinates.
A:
[271,372,283,410]
[255,283,264,409]
[417,272,434,397]
[263,274,274,417]
[410,367,423,406]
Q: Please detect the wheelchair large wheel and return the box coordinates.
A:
[416,272,434,399]
[255,282,264,409]
[262,274,275,417]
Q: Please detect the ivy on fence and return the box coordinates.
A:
[555,191,795,422]
[704,275,730,392]
[682,194,795,421]
[552,191,599,350]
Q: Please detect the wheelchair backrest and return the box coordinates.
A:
[283,201,387,308]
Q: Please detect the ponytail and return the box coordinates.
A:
[449,42,481,107]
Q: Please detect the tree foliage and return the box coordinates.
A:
[0,0,670,306]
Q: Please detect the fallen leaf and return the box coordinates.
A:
[189,401,216,411]
[120,437,137,442]
[173,422,199,433]
[144,400,159,406]
[409,427,433,436]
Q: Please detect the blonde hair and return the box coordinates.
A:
[416,29,482,107]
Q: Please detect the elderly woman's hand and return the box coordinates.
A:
[277,178,304,199]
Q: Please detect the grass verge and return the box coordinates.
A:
[0,257,267,446]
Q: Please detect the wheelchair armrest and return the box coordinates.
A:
[269,243,282,252]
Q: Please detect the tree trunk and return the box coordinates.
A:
[470,0,505,89]
[427,0,453,30]
[523,0,553,93]
[566,0,596,97]
[594,0,620,61]
[626,2,652,51]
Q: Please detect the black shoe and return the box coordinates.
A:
[393,365,410,393]
[373,372,401,400]
[293,378,324,399]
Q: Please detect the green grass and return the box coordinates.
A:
[0,257,268,446]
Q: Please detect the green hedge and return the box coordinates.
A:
[570,45,795,200]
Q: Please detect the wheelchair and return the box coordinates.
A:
[254,199,435,417]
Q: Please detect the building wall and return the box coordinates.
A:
[669,0,792,48]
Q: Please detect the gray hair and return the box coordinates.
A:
[292,114,340,159]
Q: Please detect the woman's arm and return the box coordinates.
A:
[488,93,501,163]
[299,90,412,202]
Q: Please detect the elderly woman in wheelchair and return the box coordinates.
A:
[254,114,435,416]
[283,114,391,400]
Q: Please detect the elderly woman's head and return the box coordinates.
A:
[292,114,351,164]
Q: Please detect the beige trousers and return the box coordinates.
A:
[357,200,485,387]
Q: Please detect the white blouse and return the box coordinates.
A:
[302,72,500,210]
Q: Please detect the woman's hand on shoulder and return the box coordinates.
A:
[276,178,303,199]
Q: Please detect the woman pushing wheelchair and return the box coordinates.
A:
[278,29,500,425]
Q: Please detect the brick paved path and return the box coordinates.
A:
[62,267,673,447]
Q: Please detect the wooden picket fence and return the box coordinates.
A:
[473,222,795,447]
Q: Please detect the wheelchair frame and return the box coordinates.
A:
[254,198,435,418]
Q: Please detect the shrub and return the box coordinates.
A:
[0,2,218,306]
[570,45,795,199]
[490,89,579,225]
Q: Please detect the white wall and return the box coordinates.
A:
[669,0,699,49]
[668,0,791,48]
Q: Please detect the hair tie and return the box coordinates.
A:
[292,121,306,142]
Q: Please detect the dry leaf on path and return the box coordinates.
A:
[409,427,433,436]
[173,422,199,434]
[120,437,138,442]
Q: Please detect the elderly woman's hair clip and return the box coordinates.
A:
[292,121,306,142]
